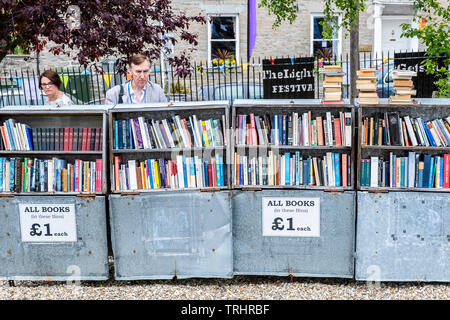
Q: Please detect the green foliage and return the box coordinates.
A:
[322,0,366,40]
[401,0,450,97]
[258,0,297,28]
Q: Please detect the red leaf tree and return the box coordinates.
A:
[0,0,205,73]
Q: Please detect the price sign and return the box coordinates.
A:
[262,197,320,237]
[19,204,77,242]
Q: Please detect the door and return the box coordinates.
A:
[381,18,416,55]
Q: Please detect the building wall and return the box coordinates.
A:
[0,0,440,70]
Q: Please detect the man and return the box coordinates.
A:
[105,54,167,104]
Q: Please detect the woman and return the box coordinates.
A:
[39,70,73,106]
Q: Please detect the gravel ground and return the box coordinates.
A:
[0,260,448,300]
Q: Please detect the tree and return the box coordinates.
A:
[259,0,450,97]
[0,0,206,74]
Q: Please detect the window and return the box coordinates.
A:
[208,15,239,66]
[310,14,341,59]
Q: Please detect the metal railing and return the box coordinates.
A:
[0,51,447,107]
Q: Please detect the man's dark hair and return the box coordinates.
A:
[39,70,62,89]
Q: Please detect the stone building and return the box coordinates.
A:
[0,0,433,71]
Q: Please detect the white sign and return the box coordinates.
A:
[19,204,77,242]
[262,197,320,237]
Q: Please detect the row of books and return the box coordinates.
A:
[0,119,103,151]
[113,154,225,191]
[113,115,226,150]
[233,151,351,187]
[0,157,103,193]
[361,112,450,147]
[360,152,450,188]
[235,112,352,147]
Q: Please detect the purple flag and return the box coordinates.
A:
[249,0,257,58]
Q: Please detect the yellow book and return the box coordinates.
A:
[140,162,146,189]
[369,117,374,146]
[154,160,160,189]
[201,120,209,146]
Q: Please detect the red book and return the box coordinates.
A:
[207,164,213,187]
[86,128,92,151]
[114,156,121,191]
[68,128,74,151]
[81,128,88,151]
[95,159,103,192]
[444,154,450,188]
[63,128,70,151]
[333,118,342,146]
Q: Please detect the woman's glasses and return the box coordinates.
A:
[41,82,55,88]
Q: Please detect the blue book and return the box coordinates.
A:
[334,153,341,187]
[423,155,431,188]
[56,159,62,192]
[303,159,308,186]
[384,161,390,187]
[273,115,279,145]
[429,156,436,188]
[214,155,222,187]
[190,157,197,186]
[278,116,282,145]
[117,120,123,149]
[114,121,119,149]
[417,161,424,188]
[204,161,209,187]
[295,151,300,186]
[239,161,243,185]
[400,157,406,187]
[218,154,224,187]
[182,156,188,188]
[360,160,366,187]
[10,158,15,191]
[147,159,154,189]
[285,152,290,186]
[25,126,33,150]
[128,119,133,149]
[422,120,436,146]
[391,154,396,187]
[282,115,287,145]
[5,120,16,151]
[438,156,444,188]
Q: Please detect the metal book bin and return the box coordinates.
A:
[355,103,450,282]
[230,100,356,277]
[0,106,109,281]
[108,102,233,279]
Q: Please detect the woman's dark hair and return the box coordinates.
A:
[39,70,62,89]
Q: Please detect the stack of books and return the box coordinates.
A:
[356,68,379,104]
[320,65,345,104]
[389,70,417,104]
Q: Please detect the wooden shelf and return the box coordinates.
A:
[112,146,226,153]
[0,150,103,155]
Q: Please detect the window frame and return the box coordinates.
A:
[310,13,342,58]
[207,14,240,67]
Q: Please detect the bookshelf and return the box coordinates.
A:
[357,104,450,192]
[231,102,355,191]
[108,102,230,193]
[0,107,108,195]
